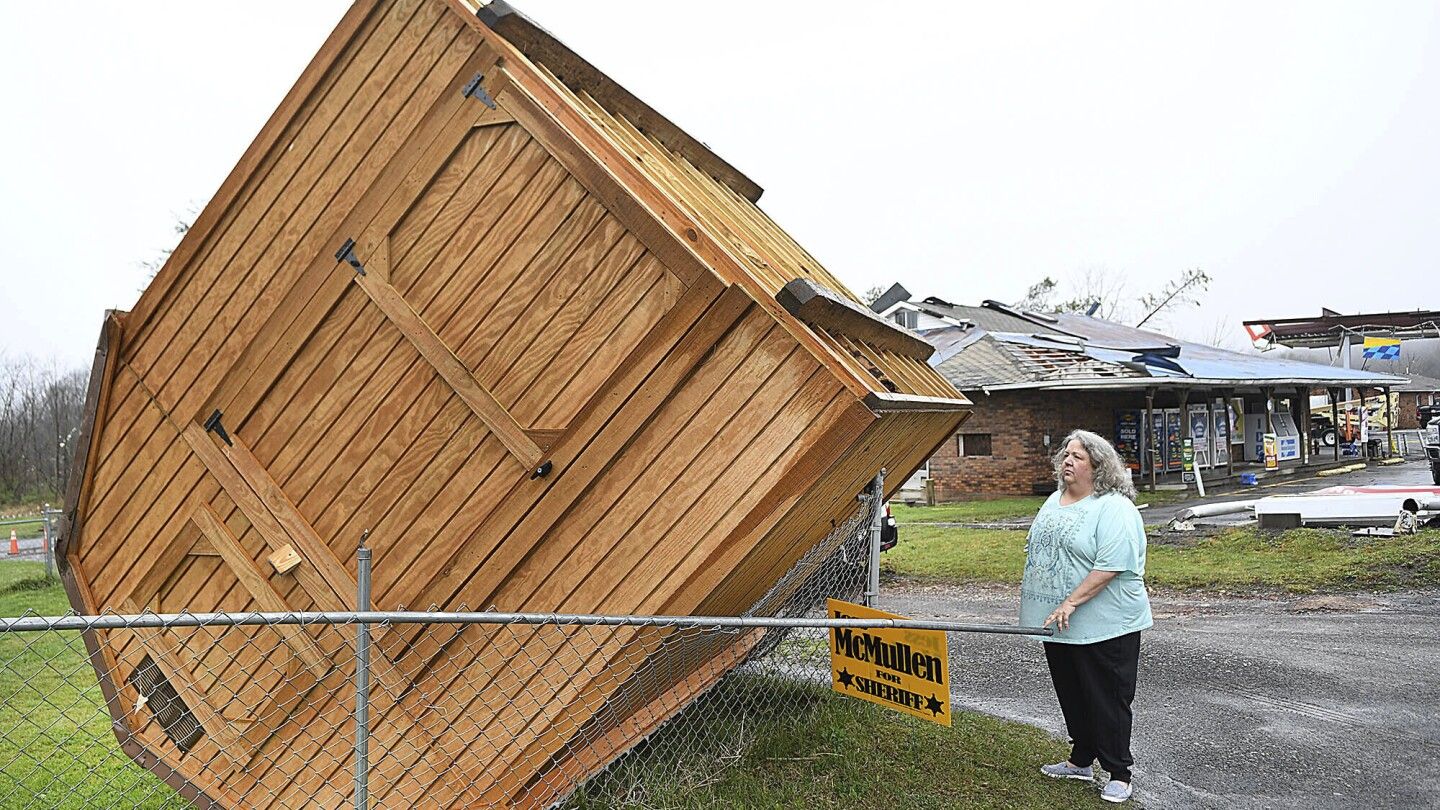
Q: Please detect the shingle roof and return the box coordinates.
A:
[914,298,1065,335]
[933,334,1030,389]
[1396,373,1440,393]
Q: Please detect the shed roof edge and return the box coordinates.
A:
[477,0,764,203]
[122,0,385,345]
[58,310,126,566]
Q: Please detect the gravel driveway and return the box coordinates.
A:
[879,582,1440,809]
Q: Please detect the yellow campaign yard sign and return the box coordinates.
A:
[828,598,950,726]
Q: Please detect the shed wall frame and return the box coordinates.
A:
[57,1,969,806]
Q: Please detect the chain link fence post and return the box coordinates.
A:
[41,503,54,580]
[864,469,885,607]
[355,534,372,810]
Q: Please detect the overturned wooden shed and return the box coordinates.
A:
[59,1,971,806]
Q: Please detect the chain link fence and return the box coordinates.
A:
[0,482,1042,808]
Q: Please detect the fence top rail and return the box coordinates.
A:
[0,609,1051,636]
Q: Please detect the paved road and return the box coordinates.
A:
[0,536,52,563]
[880,583,1440,809]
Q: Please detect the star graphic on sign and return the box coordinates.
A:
[837,668,854,689]
[925,694,944,716]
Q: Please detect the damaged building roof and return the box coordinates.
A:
[915,301,1409,393]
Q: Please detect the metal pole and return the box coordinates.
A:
[1358,387,1369,457]
[1220,388,1235,480]
[1299,390,1311,465]
[41,504,54,580]
[354,533,371,810]
[1330,388,1341,461]
[0,610,1056,636]
[1341,332,1353,405]
[1146,388,1157,492]
[1205,395,1216,474]
[1384,386,1395,457]
[864,469,885,607]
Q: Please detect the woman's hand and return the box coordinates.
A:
[1044,600,1077,632]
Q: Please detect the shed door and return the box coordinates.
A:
[184,72,682,614]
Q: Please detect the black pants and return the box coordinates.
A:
[1043,632,1141,783]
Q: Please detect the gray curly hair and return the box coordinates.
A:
[1052,429,1137,500]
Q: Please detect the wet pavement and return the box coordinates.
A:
[881,582,1440,809]
[879,457,1440,807]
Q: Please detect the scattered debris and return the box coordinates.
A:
[1256,486,1440,528]
[1170,486,1440,531]
[1316,463,1367,477]
[1168,500,1258,532]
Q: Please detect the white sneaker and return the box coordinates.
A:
[1100,779,1133,803]
[1039,761,1093,781]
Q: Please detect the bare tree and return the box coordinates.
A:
[1055,265,1131,320]
[0,355,88,503]
[1134,267,1211,329]
[139,213,196,286]
[1015,277,1058,311]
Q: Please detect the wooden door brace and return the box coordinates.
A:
[337,236,552,478]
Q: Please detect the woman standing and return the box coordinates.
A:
[1021,429,1152,804]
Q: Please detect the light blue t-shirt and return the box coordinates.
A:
[1019,490,1153,644]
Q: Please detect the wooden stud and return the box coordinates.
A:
[190,501,330,679]
[267,544,303,575]
[352,259,545,473]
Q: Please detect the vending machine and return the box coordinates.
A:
[1149,409,1166,475]
[1188,404,1211,469]
[1165,409,1183,472]
[1271,411,1302,462]
[1212,399,1230,467]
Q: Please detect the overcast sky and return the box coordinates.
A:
[3,1,1437,370]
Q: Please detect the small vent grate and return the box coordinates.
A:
[127,655,205,752]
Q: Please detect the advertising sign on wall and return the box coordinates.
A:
[1114,410,1142,471]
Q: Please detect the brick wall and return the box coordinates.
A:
[929,389,1141,499]
[1398,391,1439,429]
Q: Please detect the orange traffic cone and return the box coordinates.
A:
[8,530,17,556]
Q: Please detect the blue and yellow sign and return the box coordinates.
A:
[828,599,951,726]
[1362,337,1400,360]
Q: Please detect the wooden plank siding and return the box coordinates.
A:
[61,1,972,805]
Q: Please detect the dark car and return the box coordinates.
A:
[1419,403,1440,429]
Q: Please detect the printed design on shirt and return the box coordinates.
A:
[1021,502,1087,604]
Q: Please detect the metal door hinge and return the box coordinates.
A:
[462,73,497,109]
[335,238,366,276]
[203,409,234,447]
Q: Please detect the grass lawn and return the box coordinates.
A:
[0,563,187,808]
[567,677,1096,809]
[0,567,1099,808]
[0,499,55,539]
[883,525,1440,594]
[892,498,1046,524]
